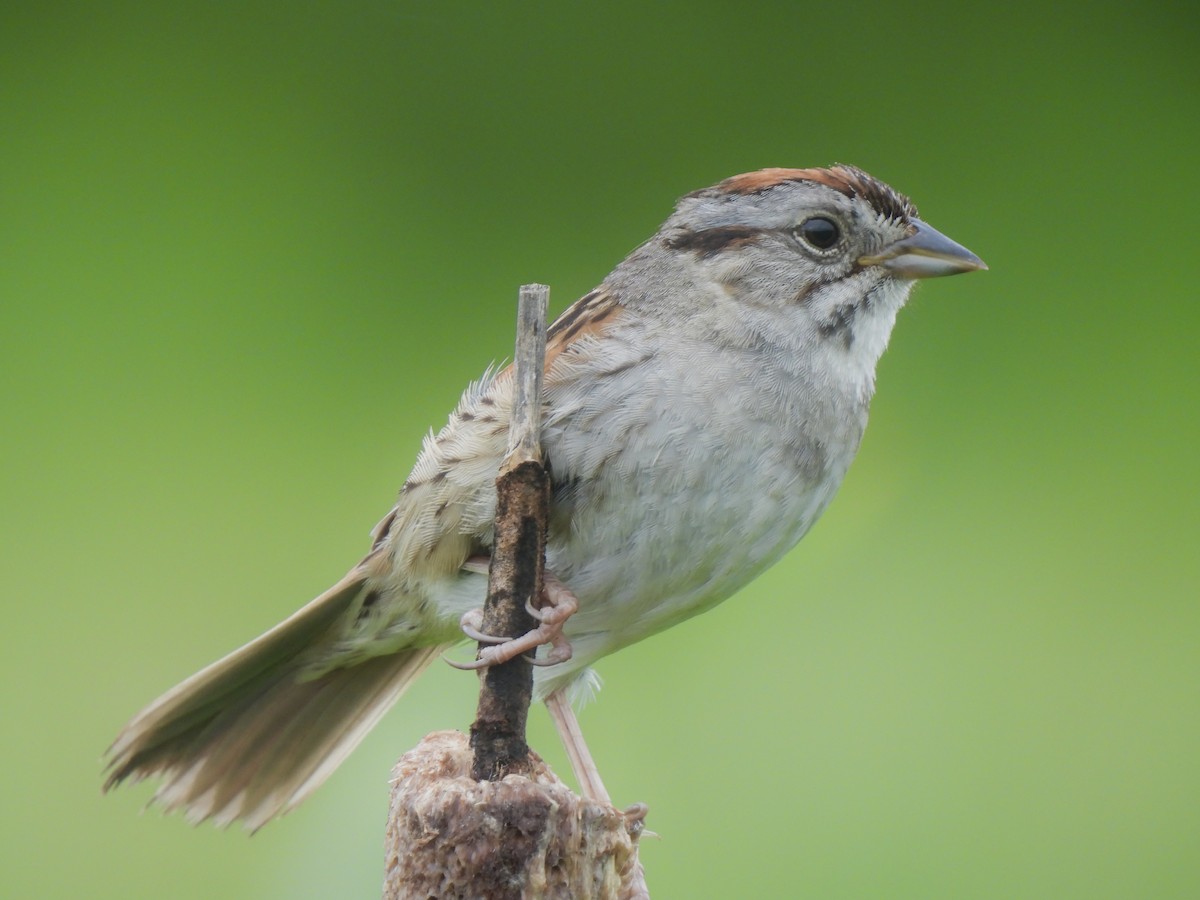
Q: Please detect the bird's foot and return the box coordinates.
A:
[447,571,578,670]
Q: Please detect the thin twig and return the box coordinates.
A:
[507,284,548,464]
[468,284,550,782]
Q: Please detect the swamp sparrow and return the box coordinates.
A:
[106,165,985,828]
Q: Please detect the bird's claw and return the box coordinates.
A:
[525,593,576,626]
[458,609,511,644]
[528,630,574,666]
[622,803,657,839]
[448,571,579,670]
[444,653,492,671]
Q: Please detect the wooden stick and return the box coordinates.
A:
[506,283,548,464]
[383,285,649,898]
[468,283,550,782]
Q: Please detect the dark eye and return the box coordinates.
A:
[796,217,840,251]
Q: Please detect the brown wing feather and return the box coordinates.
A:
[374,287,625,574]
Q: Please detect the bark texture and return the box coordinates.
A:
[384,731,645,900]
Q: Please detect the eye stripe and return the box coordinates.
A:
[664,226,763,258]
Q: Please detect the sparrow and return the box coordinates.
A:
[105,164,985,829]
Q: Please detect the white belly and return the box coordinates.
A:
[531,353,865,691]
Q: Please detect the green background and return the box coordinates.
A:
[3,2,1197,897]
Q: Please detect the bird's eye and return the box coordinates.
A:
[796,217,840,251]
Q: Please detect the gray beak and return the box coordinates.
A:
[859,219,987,279]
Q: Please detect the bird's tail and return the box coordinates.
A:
[103,571,450,830]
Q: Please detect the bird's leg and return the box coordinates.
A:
[448,561,577,670]
[545,689,651,826]
[544,687,611,805]
[546,686,652,899]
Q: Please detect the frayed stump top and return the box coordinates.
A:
[384,731,646,900]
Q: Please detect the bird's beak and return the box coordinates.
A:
[859,219,987,279]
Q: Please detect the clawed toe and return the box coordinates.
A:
[448,569,580,670]
[623,802,649,825]
[458,610,511,644]
[622,803,657,839]
[458,617,574,669]
[528,631,573,666]
[524,595,575,626]
[446,610,517,669]
[444,653,492,671]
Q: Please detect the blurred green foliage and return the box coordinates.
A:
[2,2,1197,897]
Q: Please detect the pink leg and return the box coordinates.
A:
[544,687,611,805]
[545,688,651,898]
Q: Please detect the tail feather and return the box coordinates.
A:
[104,571,449,829]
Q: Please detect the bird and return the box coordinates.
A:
[104,164,986,830]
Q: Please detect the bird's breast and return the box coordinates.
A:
[539,336,867,664]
